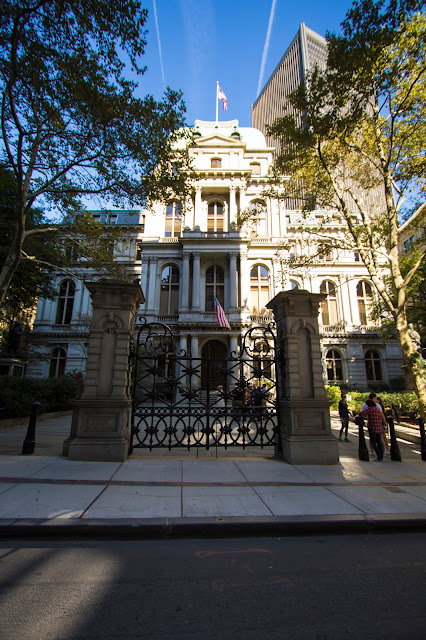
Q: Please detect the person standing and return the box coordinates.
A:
[360,399,384,461]
[338,393,350,442]
[376,396,390,455]
[362,392,386,457]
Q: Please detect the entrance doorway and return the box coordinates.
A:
[201,339,227,389]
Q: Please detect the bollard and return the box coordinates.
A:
[355,415,369,461]
[419,417,426,462]
[22,401,40,455]
[387,415,402,461]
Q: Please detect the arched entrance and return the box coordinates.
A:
[201,339,228,389]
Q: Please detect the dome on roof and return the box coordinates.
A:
[238,127,267,149]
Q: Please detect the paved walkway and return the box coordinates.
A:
[0,413,425,538]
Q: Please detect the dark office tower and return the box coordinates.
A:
[252,23,327,152]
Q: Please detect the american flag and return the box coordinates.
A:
[217,85,228,111]
[214,297,231,329]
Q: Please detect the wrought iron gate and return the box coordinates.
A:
[129,319,281,452]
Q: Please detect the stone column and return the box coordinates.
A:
[229,252,238,311]
[266,289,339,465]
[176,334,188,397]
[240,251,250,311]
[190,334,199,390]
[192,252,201,310]
[147,257,158,313]
[66,280,144,462]
[195,186,204,229]
[181,252,190,310]
[140,257,149,311]
[229,185,237,225]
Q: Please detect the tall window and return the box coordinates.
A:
[320,280,339,326]
[207,201,224,232]
[250,265,270,313]
[56,280,75,325]
[49,347,66,377]
[206,265,224,311]
[159,265,180,315]
[357,281,373,325]
[365,349,382,381]
[211,157,222,168]
[326,349,343,381]
[165,202,182,237]
[249,199,267,237]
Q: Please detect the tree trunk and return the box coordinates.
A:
[0,225,24,307]
[396,310,426,418]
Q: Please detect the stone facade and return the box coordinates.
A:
[28,119,404,391]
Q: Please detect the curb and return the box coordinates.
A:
[1,514,426,540]
[395,427,421,446]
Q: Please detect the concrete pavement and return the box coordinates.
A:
[0,412,425,538]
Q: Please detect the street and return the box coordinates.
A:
[1,533,425,639]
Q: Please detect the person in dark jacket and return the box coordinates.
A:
[338,393,350,442]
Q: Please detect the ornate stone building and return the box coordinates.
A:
[28,119,404,389]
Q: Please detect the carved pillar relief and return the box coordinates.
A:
[266,290,339,464]
[229,252,238,310]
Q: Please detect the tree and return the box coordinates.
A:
[266,0,426,414]
[0,0,191,307]
[0,165,57,353]
[0,165,129,355]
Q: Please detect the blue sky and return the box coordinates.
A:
[136,0,356,128]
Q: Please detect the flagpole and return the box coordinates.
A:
[216,81,219,123]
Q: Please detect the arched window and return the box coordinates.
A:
[365,349,383,381]
[211,157,222,169]
[250,265,270,313]
[249,199,267,237]
[165,202,182,237]
[49,347,66,377]
[326,349,343,382]
[290,280,299,290]
[56,280,75,325]
[159,265,180,315]
[320,280,339,326]
[206,265,224,311]
[357,281,373,325]
[207,201,224,232]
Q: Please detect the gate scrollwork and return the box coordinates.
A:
[129,319,280,452]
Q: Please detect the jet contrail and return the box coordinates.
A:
[152,0,166,91]
[257,0,277,96]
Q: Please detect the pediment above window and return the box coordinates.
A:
[194,134,245,148]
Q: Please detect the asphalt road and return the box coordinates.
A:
[1,533,425,639]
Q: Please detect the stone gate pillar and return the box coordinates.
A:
[266,290,339,464]
[66,280,144,462]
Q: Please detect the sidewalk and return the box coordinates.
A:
[0,413,425,538]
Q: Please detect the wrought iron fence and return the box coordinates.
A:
[129,319,281,452]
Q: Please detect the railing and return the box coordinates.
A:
[319,323,379,336]
[158,315,179,323]
[320,324,346,336]
[352,324,379,334]
[249,314,273,324]
[50,324,89,332]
